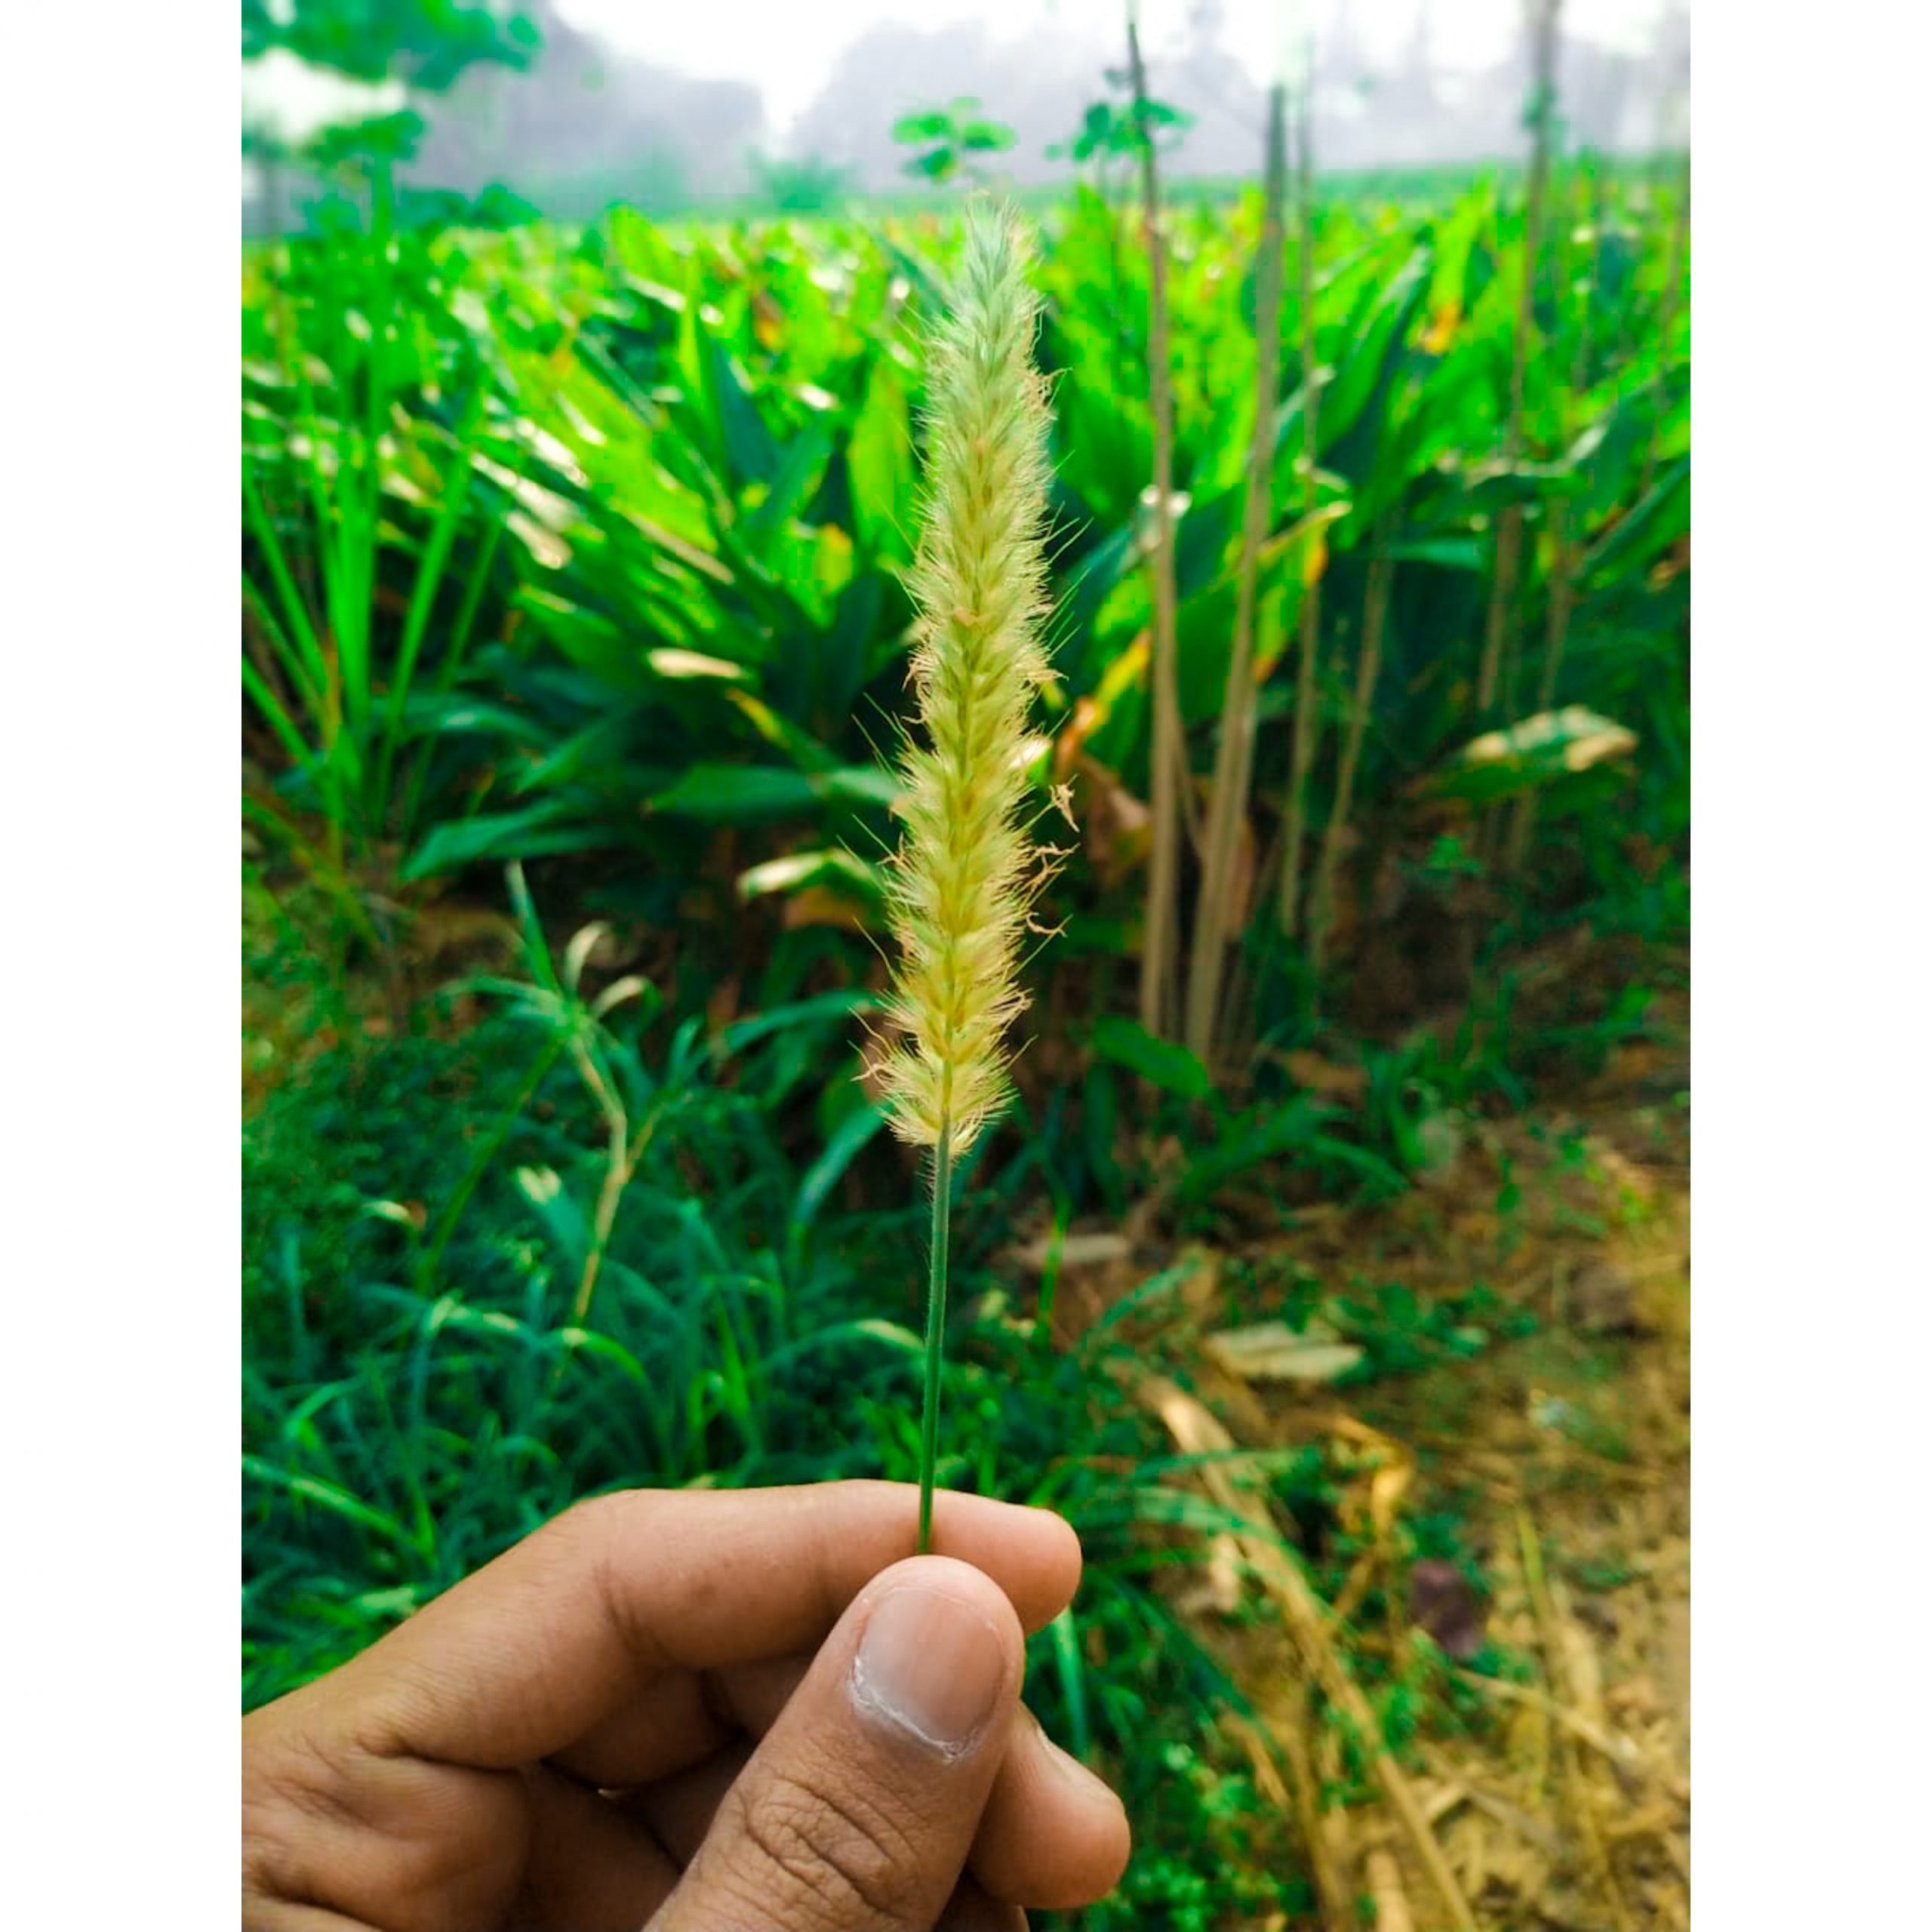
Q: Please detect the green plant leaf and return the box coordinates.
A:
[1090,1016,1211,1099]
[648,762,899,823]
[1423,706,1638,806]
[791,1102,888,1238]
[847,355,915,564]
[401,802,611,879]
[892,109,955,143]
[737,848,885,909]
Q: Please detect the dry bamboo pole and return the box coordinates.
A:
[1475,0,1563,858]
[1127,2,1185,1041]
[1309,537,1395,976]
[1183,82,1288,1065]
[1504,166,1591,878]
[1278,57,1325,940]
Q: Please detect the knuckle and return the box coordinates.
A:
[241,1715,359,1903]
[241,1788,303,1903]
[554,1488,630,1543]
[728,1764,927,1930]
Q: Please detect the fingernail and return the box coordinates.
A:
[851,1586,1006,1758]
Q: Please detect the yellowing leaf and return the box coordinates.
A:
[1060,632,1151,765]
[1302,526,1329,591]
[1421,298,1462,355]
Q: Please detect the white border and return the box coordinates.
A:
[5,3,237,1919]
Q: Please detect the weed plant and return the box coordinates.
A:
[244,875,1308,1926]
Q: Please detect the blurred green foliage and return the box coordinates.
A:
[241,166,1687,977]
[242,0,540,91]
[242,128,1687,1924]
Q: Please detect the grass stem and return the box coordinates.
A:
[1309,538,1394,977]
[918,1121,955,1555]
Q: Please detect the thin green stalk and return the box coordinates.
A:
[341,159,396,768]
[1638,149,1689,501]
[1309,540,1395,977]
[242,472,326,692]
[244,475,351,855]
[373,385,489,822]
[918,1123,954,1555]
[399,513,506,844]
[415,1035,568,1297]
[1278,61,1324,940]
[240,651,311,774]
[243,584,318,727]
[1503,498,1575,875]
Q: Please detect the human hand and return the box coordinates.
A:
[242,1482,1130,1930]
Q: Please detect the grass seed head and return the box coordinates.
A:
[875,205,1057,1154]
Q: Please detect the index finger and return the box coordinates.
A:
[334,1481,1081,1769]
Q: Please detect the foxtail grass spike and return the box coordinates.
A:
[872,205,1058,1552]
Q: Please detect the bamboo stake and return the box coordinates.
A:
[1475,0,1562,863]
[1278,58,1325,939]
[1504,147,1589,879]
[1128,2,1185,1041]
[1184,82,1288,1064]
[1503,171,1589,879]
[1309,539,1394,977]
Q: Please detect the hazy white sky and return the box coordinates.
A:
[552,0,1675,139]
[243,1,1679,148]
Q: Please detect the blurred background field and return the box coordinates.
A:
[241,2,1690,1924]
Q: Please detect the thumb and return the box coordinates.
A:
[647,1554,1025,1932]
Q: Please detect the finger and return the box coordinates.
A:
[552,1651,808,1789]
[512,1763,680,1932]
[937,1874,1029,1932]
[348,1484,1078,1770]
[614,1741,752,1865]
[244,1700,526,1930]
[627,1767,1029,1932]
[648,1555,1023,1932]
[238,1906,371,1932]
[968,1707,1131,1909]
[611,1685,1127,1910]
